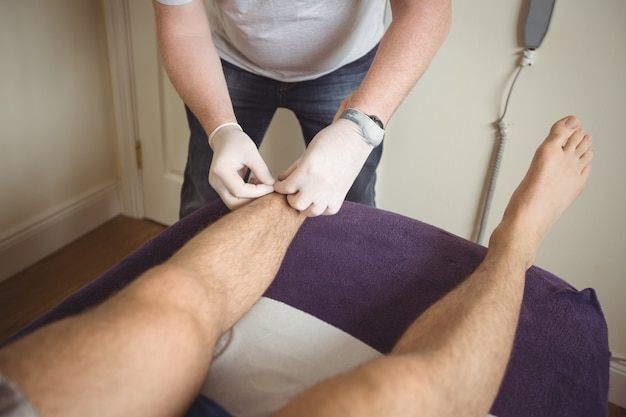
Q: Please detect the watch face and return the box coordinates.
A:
[368,115,384,129]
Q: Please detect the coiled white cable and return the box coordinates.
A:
[475,49,535,244]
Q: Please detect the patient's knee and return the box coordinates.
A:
[121,264,224,333]
[365,355,439,408]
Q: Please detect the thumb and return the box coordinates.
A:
[274,159,302,195]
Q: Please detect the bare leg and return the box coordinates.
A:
[274,116,593,417]
[0,193,305,417]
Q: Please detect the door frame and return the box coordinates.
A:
[102,0,144,219]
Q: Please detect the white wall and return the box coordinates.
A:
[0,0,120,280]
[261,0,626,404]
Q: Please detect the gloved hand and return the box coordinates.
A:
[209,124,275,210]
[274,118,374,216]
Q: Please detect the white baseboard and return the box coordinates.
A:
[610,360,626,408]
[0,183,121,283]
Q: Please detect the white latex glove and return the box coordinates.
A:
[274,118,374,216]
[209,125,275,209]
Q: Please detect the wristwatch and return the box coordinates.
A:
[339,108,385,147]
[368,114,384,129]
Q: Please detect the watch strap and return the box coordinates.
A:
[339,108,385,147]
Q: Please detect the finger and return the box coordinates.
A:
[274,175,300,195]
[286,191,314,212]
[221,183,275,210]
[322,200,343,216]
[235,182,275,199]
[303,201,328,217]
[220,170,274,198]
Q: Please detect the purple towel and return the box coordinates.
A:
[3,200,610,417]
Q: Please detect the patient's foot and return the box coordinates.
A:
[490,116,594,268]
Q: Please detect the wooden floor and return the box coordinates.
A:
[0,215,165,342]
[0,215,624,415]
[611,402,626,417]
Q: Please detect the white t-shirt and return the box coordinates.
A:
[156,0,387,82]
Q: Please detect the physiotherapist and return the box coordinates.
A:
[153,0,452,217]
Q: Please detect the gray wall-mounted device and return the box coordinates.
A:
[524,0,556,49]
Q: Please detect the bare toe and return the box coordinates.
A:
[563,129,586,151]
[551,115,579,136]
[575,134,593,157]
[580,148,594,175]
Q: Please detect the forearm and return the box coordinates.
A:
[153,0,235,135]
[346,0,452,125]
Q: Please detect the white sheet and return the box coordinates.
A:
[202,297,498,417]
[202,297,382,417]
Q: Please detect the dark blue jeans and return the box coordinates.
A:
[180,46,383,218]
